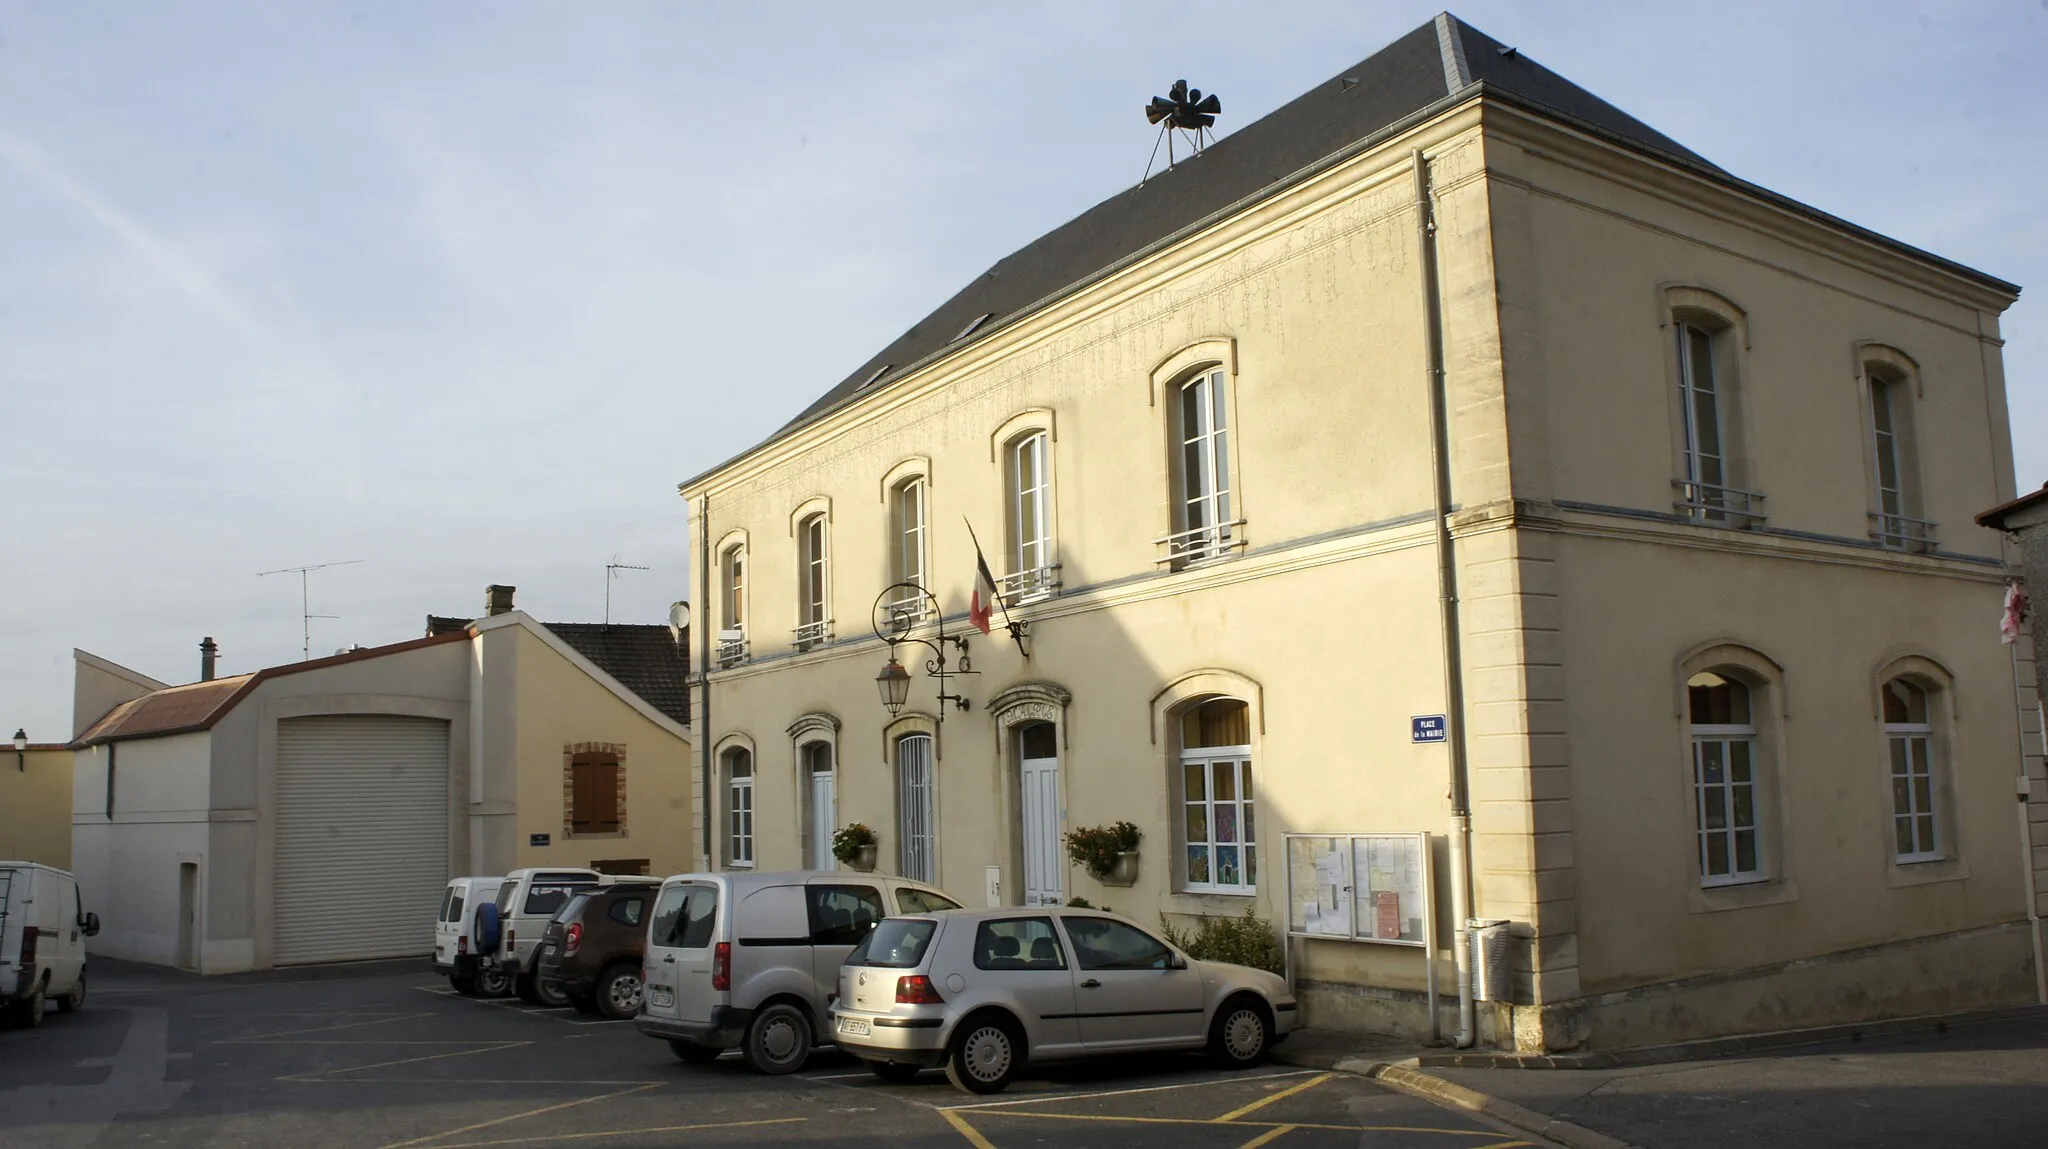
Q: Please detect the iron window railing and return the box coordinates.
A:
[999,565,1061,606]
[1155,520,1248,568]
[1672,480,1766,527]
[792,619,833,651]
[715,634,749,669]
[1869,512,1938,553]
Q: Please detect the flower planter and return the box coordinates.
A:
[848,844,879,872]
[1099,850,1140,887]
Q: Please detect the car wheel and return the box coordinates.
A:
[17,987,46,1028]
[513,970,541,1004]
[479,966,512,997]
[450,974,479,996]
[867,1060,922,1083]
[596,964,644,1020]
[533,975,571,1008]
[741,1001,812,1075]
[1207,995,1272,1068]
[57,973,86,1014]
[668,1039,722,1064]
[945,1015,1021,1094]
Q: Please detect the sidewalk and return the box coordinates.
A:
[1275,1006,2048,1149]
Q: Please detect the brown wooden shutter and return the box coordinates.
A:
[571,759,597,832]
[595,759,620,832]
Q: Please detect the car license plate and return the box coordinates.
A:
[648,986,674,1009]
[837,1017,870,1037]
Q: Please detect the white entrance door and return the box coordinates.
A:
[804,742,836,871]
[1019,722,1062,906]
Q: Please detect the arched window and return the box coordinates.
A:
[800,739,835,870]
[1006,431,1056,601]
[724,748,754,868]
[1168,368,1239,566]
[1882,678,1940,862]
[1688,671,1761,884]
[1866,357,1931,550]
[897,732,936,883]
[1664,289,1761,526]
[795,513,830,650]
[1180,698,1255,893]
[719,542,747,667]
[889,476,929,621]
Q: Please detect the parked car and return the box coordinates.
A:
[1,861,99,1028]
[636,870,962,1073]
[491,868,602,1004]
[829,907,1297,1094]
[432,875,507,996]
[534,880,661,1019]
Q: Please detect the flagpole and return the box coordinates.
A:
[963,517,1029,656]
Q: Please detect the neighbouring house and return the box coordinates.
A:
[69,587,692,972]
[2,739,77,868]
[678,13,2033,1051]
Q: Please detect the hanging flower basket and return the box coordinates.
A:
[1066,821,1142,886]
[833,823,878,872]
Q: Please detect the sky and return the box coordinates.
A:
[2,1,2043,740]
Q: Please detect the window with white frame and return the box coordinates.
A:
[1169,368,1238,566]
[1179,698,1255,893]
[890,477,929,621]
[1867,369,1932,550]
[1675,322,1734,522]
[1688,671,1763,885]
[719,544,747,666]
[725,748,754,867]
[1882,678,1940,862]
[795,513,830,649]
[897,732,936,883]
[1005,432,1057,601]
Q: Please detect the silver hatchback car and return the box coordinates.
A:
[829,907,1297,1093]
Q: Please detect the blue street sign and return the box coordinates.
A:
[530,833,551,847]
[1412,715,1448,743]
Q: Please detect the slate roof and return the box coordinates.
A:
[544,623,692,727]
[685,12,2015,489]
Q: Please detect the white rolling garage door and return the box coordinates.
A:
[274,715,451,965]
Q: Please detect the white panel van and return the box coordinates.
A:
[432,876,506,996]
[1,862,99,1027]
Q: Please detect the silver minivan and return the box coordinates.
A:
[636,870,960,1073]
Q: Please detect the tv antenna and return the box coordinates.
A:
[1142,79,1222,183]
[257,559,365,661]
[605,556,649,625]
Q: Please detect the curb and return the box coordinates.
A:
[1344,1059,1640,1149]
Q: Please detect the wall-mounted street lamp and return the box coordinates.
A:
[871,583,974,721]
[13,728,26,772]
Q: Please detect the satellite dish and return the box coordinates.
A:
[667,601,689,644]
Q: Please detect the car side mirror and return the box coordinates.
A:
[1168,952,1188,970]
[82,912,101,937]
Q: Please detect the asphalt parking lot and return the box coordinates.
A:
[1,958,1548,1148]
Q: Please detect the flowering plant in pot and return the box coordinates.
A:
[1064,820,1142,886]
[833,823,878,871]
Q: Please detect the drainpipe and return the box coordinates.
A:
[2007,642,2048,1004]
[1416,147,1478,1048]
[698,493,715,872]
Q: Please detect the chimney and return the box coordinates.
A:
[485,584,517,616]
[200,637,219,682]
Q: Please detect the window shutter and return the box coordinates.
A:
[596,760,621,832]
[571,761,596,832]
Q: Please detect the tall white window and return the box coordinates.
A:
[999,431,1057,602]
[897,733,936,883]
[1868,372,1932,550]
[1675,322,1732,522]
[1689,671,1762,885]
[1180,698,1254,893]
[725,749,754,868]
[719,545,747,666]
[1883,678,1940,862]
[1169,368,1236,566]
[795,513,830,649]
[890,477,928,621]
[801,740,835,870]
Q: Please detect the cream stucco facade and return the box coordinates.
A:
[679,49,2036,1052]
[1,745,75,868]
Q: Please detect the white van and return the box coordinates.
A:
[432,876,506,996]
[490,868,601,1004]
[637,870,960,1073]
[1,861,99,1028]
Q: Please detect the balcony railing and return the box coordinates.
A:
[1870,512,1938,553]
[791,618,833,652]
[1672,480,1766,528]
[715,632,749,669]
[1155,520,1248,568]
[998,565,1061,606]
[881,593,933,630]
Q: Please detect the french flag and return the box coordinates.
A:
[969,547,999,636]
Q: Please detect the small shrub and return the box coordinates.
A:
[831,822,876,864]
[1063,896,1111,912]
[1160,907,1283,975]
[1064,821,1141,880]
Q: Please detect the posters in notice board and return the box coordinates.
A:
[1285,836,1352,938]
[1284,833,1429,946]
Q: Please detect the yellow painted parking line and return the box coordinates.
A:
[231,1012,431,1039]
[422,1116,805,1149]
[373,1083,660,1149]
[1212,1072,1334,1122]
[234,1040,512,1046]
[971,1109,1505,1136]
[280,1041,532,1081]
[938,1068,1316,1110]
[941,1109,1000,1149]
[1236,1125,1297,1149]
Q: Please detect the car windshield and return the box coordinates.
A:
[853,918,937,969]
[523,883,591,916]
[894,887,961,914]
[494,879,518,916]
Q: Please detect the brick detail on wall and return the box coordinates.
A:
[564,741,628,839]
